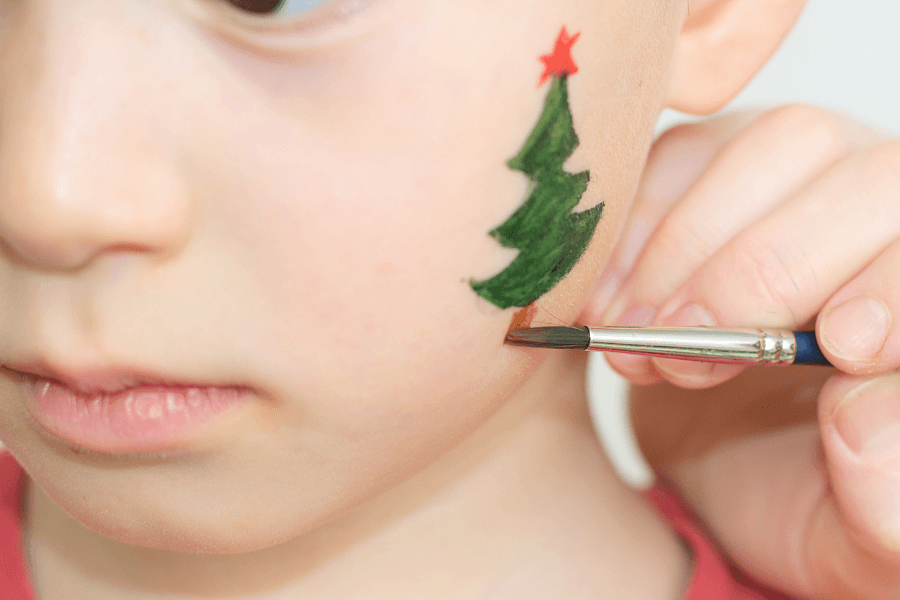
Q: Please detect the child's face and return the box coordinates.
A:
[0,0,679,551]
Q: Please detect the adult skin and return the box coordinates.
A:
[587,104,900,599]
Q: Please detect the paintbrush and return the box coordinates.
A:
[505,326,833,366]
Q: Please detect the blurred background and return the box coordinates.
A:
[588,0,900,488]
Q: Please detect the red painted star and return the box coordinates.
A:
[539,27,580,87]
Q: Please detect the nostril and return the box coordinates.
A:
[0,208,118,270]
[0,176,188,271]
[0,236,96,270]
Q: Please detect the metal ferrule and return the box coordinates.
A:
[587,327,797,365]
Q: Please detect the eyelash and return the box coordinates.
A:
[220,0,370,24]
[192,0,378,52]
[226,1,321,17]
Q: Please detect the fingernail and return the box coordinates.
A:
[580,270,618,326]
[660,302,717,328]
[593,269,626,316]
[821,296,891,361]
[833,377,900,462]
[614,304,657,327]
[654,303,718,381]
[616,217,652,272]
[608,304,658,375]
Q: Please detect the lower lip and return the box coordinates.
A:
[22,378,247,454]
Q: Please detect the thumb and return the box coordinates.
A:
[813,372,900,598]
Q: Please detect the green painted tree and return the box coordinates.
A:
[471,29,603,310]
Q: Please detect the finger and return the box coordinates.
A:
[658,393,900,600]
[607,105,854,320]
[812,371,900,599]
[658,422,831,600]
[579,111,765,327]
[583,114,766,385]
[651,140,900,388]
[597,303,664,385]
[601,105,870,384]
[630,366,826,472]
[596,105,836,385]
[817,226,900,375]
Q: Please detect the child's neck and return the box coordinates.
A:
[22,352,691,600]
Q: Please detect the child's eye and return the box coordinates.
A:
[200,0,375,46]
[226,0,328,17]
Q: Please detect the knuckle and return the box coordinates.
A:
[717,240,809,320]
[852,141,900,226]
[634,219,710,294]
[646,123,714,175]
[652,213,711,268]
[867,141,900,189]
[640,123,722,208]
[649,118,729,168]
[757,103,853,161]
[765,102,830,125]
[706,107,769,128]
[653,109,762,150]
[653,120,712,148]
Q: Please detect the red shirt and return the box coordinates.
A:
[641,480,796,599]
[0,451,35,600]
[0,451,794,599]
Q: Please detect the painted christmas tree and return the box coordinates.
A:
[471,27,603,310]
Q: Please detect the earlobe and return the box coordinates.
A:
[664,0,808,115]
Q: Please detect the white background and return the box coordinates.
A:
[589,0,900,488]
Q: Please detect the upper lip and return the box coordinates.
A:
[2,359,207,395]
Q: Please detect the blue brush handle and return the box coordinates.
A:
[794,331,832,366]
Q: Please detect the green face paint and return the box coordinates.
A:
[470,28,603,310]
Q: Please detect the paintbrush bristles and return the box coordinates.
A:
[505,326,590,349]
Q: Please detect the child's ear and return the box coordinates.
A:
[664,0,808,114]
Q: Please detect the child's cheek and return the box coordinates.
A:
[189,0,650,490]
[204,42,540,366]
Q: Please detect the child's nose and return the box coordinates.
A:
[0,7,191,271]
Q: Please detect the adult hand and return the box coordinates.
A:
[579,104,900,599]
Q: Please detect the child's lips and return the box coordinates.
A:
[3,362,249,454]
[2,360,208,395]
[19,377,249,454]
